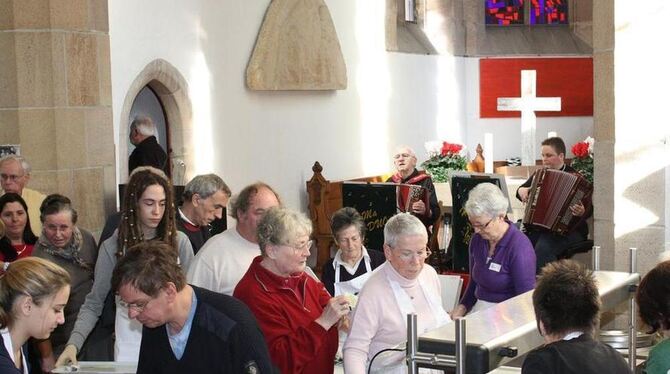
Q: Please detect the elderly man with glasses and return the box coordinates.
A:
[111,241,277,374]
[343,213,451,374]
[0,155,45,234]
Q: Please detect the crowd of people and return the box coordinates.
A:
[0,128,666,374]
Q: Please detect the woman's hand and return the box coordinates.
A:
[55,344,78,368]
[315,295,350,330]
[449,304,467,319]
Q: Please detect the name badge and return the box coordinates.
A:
[488,262,502,272]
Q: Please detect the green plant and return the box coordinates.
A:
[421,141,467,183]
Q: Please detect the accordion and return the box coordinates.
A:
[523,168,593,235]
[396,184,429,213]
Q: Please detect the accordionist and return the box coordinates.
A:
[516,137,592,273]
[387,145,440,233]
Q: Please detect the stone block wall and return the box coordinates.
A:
[0,0,115,236]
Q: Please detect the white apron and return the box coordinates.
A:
[334,257,374,360]
[368,268,451,374]
[333,255,373,296]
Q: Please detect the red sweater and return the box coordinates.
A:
[234,256,338,374]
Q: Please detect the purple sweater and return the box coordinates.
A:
[460,222,536,311]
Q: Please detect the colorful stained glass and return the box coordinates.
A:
[485,0,524,26]
[529,0,568,25]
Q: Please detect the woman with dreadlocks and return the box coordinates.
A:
[55,167,194,367]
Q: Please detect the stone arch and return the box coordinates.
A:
[118,59,194,185]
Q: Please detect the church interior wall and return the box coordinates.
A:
[108,0,467,211]
[462,57,594,162]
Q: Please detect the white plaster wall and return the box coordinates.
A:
[108,0,467,211]
[463,58,593,161]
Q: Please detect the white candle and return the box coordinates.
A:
[484,133,493,173]
[548,131,557,138]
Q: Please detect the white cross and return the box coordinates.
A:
[497,70,562,166]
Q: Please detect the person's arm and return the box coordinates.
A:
[236,286,343,374]
[176,232,195,271]
[516,175,534,202]
[423,177,441,225]
[61,239,116,355]
[343,287,381,374]
[186,255,220,292]
[230,314,279,373]
[509,236,537,296]
[458,241,480,312]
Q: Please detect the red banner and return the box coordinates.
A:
[479,57,593,118]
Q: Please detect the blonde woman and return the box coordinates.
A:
[0,257,71,373]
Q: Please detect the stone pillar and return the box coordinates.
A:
[0,0,115,235]
[593,0,669,274]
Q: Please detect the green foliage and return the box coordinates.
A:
[571,156,593,184]
[421,154,467,183]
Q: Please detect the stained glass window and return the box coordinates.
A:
[529,0,568,25]
[485,0,524,26]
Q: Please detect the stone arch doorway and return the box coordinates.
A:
[118,59,194,185]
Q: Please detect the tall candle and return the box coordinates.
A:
[484,133,493,173]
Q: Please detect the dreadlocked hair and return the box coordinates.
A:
[117,167,177,259]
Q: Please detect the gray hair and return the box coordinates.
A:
[130,115,157,136]
[0,155,31,175]
[257,206,312,256]
[183,174,231,201]
[393,145,416,158]
[464,183,508,218]
[384,213,426,248]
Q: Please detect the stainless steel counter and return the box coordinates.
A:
[417,270,639,374]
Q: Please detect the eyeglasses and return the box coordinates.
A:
[470,217,495,231]
[393,153,413,160]
[394,246,431,261]
[0,173,24,182]
[286,240,313,254]
[119,298,152,313]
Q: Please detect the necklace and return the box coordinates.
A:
[14,244,27,256]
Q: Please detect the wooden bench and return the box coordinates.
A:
[306,162,385,276]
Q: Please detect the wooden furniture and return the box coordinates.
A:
[306,162,384,276]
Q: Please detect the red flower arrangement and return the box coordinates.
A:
[441,142,463,156]
[570,137,594,184]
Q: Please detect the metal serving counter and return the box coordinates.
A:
[416,270,639,374]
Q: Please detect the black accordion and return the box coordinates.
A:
[523,168,593,235]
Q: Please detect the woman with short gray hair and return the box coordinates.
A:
[321,207,385,296]
[234,206,350,373]
[451,183,536,318]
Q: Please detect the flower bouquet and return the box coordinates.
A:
[421,141,467,183]
[570,136,594,184]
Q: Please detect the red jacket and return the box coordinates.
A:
[234,256,338,374]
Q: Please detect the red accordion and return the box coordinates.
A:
[523,168,593,235]
[396,184,429,213]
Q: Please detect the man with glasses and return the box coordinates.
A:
[0,155,45,234]
[111,241,276,373]
[386,145,440,232]
[187,182,280,295]
[343,213,451,373]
